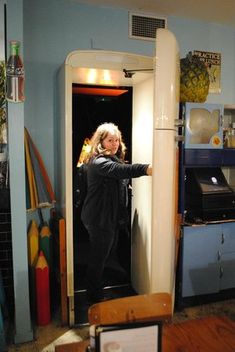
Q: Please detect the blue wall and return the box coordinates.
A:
[6,0,235,338]
[23,0,235,188]
[7,0,33,343]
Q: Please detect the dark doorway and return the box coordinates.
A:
[72,84,136,325]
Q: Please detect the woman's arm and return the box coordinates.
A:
[146,165,152,176]
[93,156,151,179]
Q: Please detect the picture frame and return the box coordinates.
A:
[94,320,162,352]
[193,50,221,94]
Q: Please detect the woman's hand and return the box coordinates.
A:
[146,165,152,176]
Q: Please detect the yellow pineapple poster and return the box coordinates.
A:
[193,50,221,94]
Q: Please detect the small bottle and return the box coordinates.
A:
[230,123,235,148]
[226,123,235,148]
[6,40,25,103]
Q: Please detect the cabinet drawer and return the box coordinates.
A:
[220,252,235,290]
[221,222,235,253]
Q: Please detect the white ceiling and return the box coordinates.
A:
[72,0,235,26]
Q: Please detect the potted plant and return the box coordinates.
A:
[0,60,8,196]
[0,60,7,158]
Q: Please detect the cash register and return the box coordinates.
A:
[185,167,235,222]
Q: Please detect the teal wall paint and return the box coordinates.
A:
[6,0,235,336]
[23,0,155,193]
[23,0,235,189]
[6,0,33,343]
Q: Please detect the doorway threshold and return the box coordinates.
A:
[74,284,137,326]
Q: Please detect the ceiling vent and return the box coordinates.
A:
[129,12,167,41]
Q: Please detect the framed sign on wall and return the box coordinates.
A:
[193,50,221,94]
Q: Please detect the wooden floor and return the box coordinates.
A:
[55,316,235,352]
[7,297,235,351]
[163,316,235,352]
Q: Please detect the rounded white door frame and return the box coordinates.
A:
[63,50,153,325]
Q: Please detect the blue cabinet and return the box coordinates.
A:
[182,222,235,298]
[220,222,235,290]
[179,104,235,301]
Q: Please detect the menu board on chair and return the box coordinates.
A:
[95,321,162,352]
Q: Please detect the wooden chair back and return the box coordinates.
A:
[88,292,172,326]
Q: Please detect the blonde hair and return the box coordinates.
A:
[86,122,127,162]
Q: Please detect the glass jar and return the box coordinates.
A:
[226,124,235,148]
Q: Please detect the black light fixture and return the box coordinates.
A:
[123,68,153,78]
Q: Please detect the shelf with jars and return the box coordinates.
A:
[223,104,235,148]
[179,103,235,167]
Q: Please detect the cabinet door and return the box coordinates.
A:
[219,222,235,290]
[182,225,221,297]
[220,252,235,290]
[221,222,235,253]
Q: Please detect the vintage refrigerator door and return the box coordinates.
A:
[151,28,180,299]
[131,76,154,294]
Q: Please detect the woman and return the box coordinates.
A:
[81,122,152,303]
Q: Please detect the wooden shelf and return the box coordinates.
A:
[184,148,235,166]
[224,104,235,110]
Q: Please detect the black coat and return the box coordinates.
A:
[81,155,149,231]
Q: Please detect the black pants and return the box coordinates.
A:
[85,225,118,300]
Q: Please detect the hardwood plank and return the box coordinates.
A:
[163,316,235,352]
